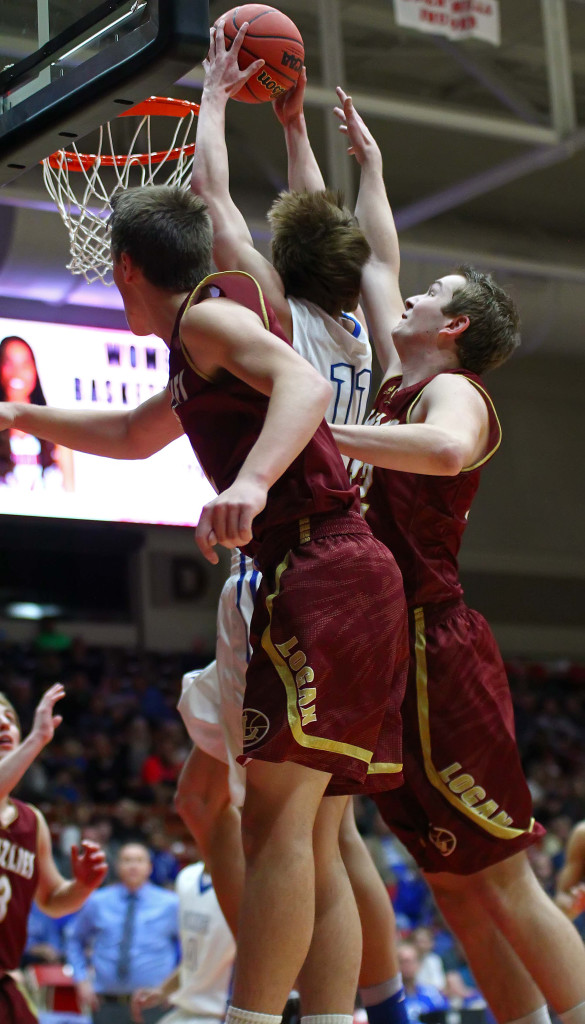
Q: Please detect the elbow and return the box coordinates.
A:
[314,376,333,417]
[437,439,467,476]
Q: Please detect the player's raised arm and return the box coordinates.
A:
[0,685,64,802]
[180,298,332,562]
[191,21,283,297]
[335,88,404,380]
[273,68,325,192]
[0,388,182,460]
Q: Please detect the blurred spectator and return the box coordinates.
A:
[412,926,447,992]
[397,941,448,1023]
[149,830,181,889]
[64,842,180,1023]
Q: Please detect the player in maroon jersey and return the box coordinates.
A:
[0,185,409,1024]
[328,89,585,1024]
[0,684,107,1022]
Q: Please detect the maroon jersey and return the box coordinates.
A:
[0,799,40,970]
[349,369,501,606]
[168,271,359,558]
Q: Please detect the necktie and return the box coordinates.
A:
[116,891,138,984]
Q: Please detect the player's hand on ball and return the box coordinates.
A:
[334,87,382,169]
[31,683,65,748]
[71,840,108,891]
[196,480,267,563]
[204,19,265,99]
[273,65,307,126]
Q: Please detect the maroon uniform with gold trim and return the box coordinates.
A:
[169,271,408,794]
[0,798,40,1022]
[350,370,544,871]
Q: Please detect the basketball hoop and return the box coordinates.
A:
[42,96,199,285]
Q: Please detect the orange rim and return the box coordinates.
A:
[44,96,199,171]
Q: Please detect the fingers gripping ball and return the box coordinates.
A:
[220,5,304,104]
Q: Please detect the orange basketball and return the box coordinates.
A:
[219,5,304,104]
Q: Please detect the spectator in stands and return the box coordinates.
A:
[412,927,447,992]
[397,942,449,1023]
[64,842,180,1023]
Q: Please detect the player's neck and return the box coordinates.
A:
[0,797,17,827]
[399,348,459,389]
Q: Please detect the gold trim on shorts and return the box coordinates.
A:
[262,552,401,772]
[413,605,535,840]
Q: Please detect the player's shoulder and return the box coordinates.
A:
[419,370,488,407]
[176,862,204,890]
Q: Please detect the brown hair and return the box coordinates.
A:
[443,265,521,375]
[0,694,21,737]
[110,186,213,290]
[268,189,371,317]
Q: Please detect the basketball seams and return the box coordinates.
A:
[222,4,304,104]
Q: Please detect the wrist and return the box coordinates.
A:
[201,84,230,107]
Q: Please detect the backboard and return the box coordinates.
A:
[0,0,209,186]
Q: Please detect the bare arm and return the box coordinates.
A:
[131,969,180,1022]
[556,824,585,917]
[181,298,332,562]
[191,21,285,313]
[0,685,64,802]
[334,88,404,379]
[273,68,325,192]
[332,373,489,475]
[34,815,107,917]
[0,388,183,460]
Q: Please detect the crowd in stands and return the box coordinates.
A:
[3,630,585,1021]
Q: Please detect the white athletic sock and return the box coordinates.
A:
[301,1015,353,1024]
[226,1007,283,1024]
[360,975,404,1005]
[507,1007,552,1024]
[560,1002,585,1024]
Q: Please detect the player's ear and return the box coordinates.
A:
[441,314,469,339]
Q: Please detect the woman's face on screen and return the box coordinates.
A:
[0,339,38,401]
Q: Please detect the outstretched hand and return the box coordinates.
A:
[204,19,265,99]
[195,479,267,564]
[273,66,307,126]
[30,683,65,748]
[333,86,381,167]
[71,840,108,891]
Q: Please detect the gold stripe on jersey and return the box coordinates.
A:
[367,760,403,775]
[179,270,272,380]
[405,375,502,472]
[413,606,535,841]
[14,975,39,1017]
[262,553,375,765]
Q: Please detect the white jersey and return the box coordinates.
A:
[167,863,235,1020]
[288,297,371,426]
[179,300,372,804]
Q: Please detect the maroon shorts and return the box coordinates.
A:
[375,601,544,874]
[0,975,38,1023]
[239,513,409,795]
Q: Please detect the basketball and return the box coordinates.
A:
[219,5,304,104]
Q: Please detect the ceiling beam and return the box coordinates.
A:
[541,0,577,136]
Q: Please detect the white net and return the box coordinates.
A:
[42,97,198,285]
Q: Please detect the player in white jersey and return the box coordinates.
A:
[131,862,235,1024]
[176,24,409,1024]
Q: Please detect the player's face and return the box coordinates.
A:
[112,254,152,337]
[392,274,467,346]
[0,340,38,401]
[0,701,21,757]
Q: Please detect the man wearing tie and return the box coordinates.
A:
[65,842,180,1023]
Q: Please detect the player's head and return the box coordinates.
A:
[0,693,22,753]
[441,265,521,374]
[110,185,213,291]
[268,189,371,317]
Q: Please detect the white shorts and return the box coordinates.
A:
[178,552,259,808]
